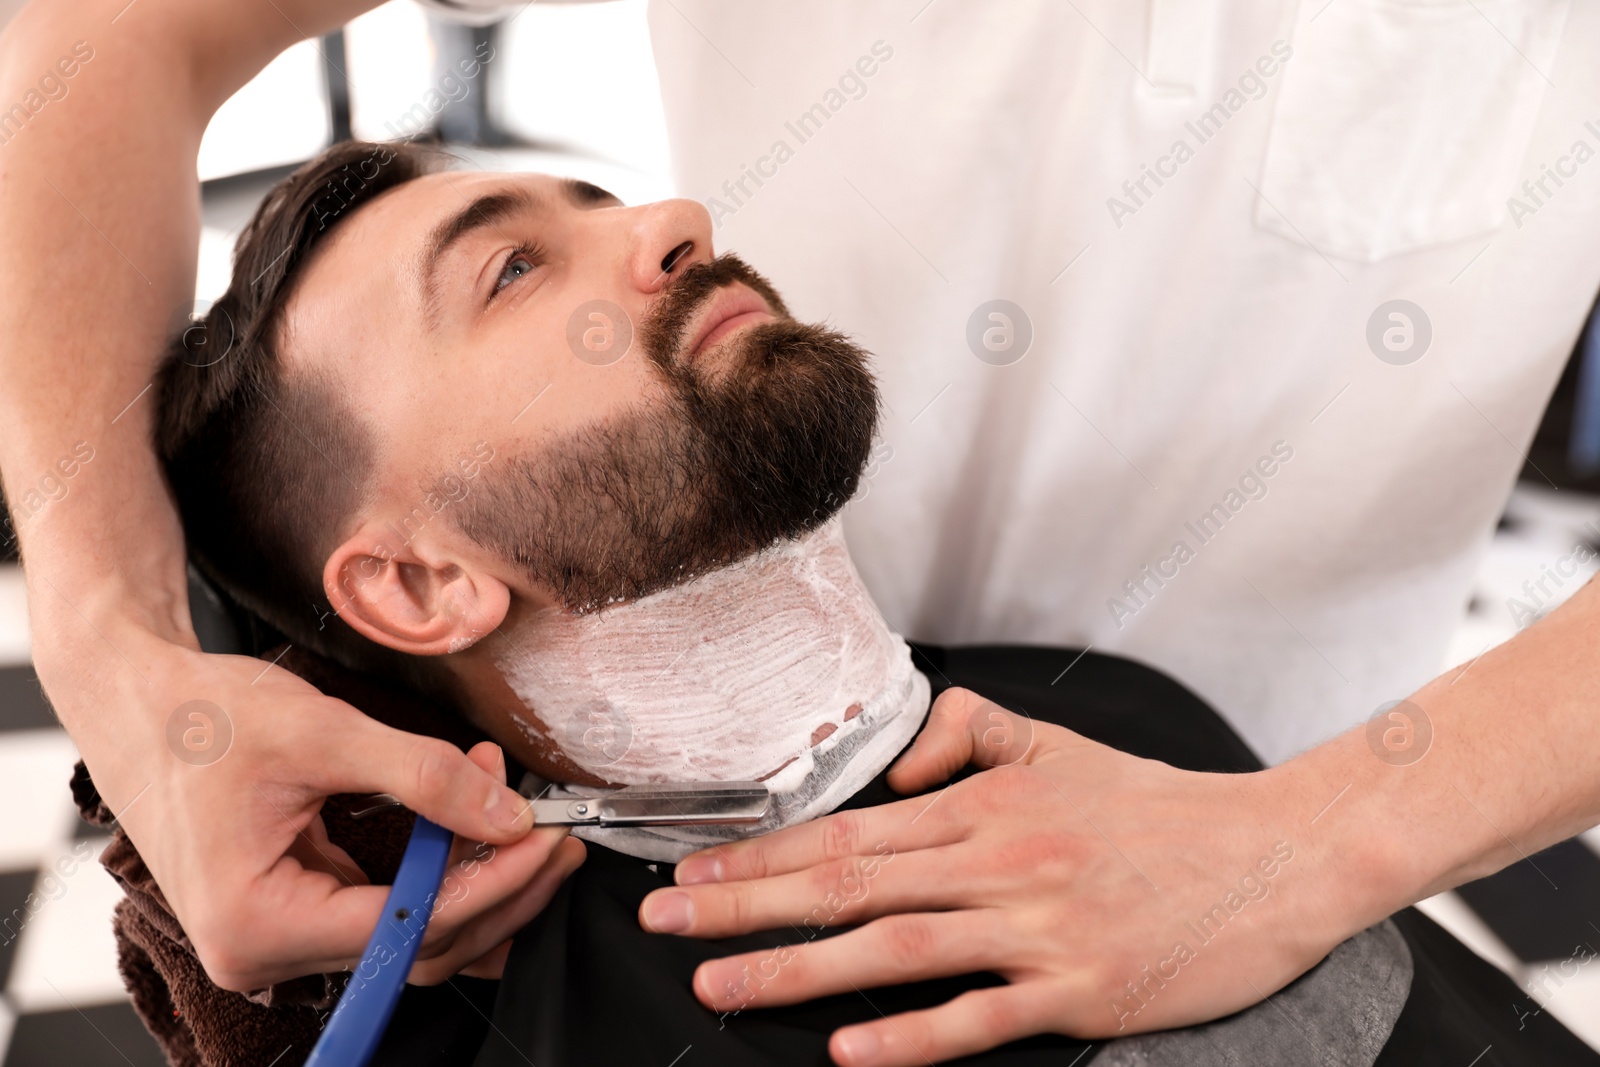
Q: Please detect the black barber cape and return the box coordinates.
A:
[372,646,1599,1067]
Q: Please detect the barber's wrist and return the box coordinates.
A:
[28,561,196,659]
[1267,725,1454,942]
[19,507,196,656]
[29,586,197,741]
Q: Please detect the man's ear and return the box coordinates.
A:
[323,519,510,656]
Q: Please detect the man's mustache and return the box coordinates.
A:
[639,253,792,370]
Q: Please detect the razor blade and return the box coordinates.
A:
[527,781,771,827]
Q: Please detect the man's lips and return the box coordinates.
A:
[686,283,774,360]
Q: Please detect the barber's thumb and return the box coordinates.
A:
[377,733,534,842]
[465,740,509,784]
[887,687,1018,792]
[467,742,533,838]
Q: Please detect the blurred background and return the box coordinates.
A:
[0,1,1597,1062]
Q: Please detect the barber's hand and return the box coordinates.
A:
[409,740,586,983]
[639,688,1373,1066]
[85,638,579,992]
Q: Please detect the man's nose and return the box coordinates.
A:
[626,198,714,294]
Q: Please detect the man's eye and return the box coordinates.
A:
[494,244,545,295]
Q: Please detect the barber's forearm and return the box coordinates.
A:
[1285,574,1600,933]
[0,3,198,661]
[0,0,374,646]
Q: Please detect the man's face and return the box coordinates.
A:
[285,170,741,498]
[283,168,878,618]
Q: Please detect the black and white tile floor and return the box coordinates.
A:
[0,486,1597,1064]
[0,564,168,1065]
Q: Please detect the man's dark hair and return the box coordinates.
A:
[156,140,448,689]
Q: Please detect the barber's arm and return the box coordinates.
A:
[644,575,1600,1066]
[0,0,579,991]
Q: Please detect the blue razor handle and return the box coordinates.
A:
[303,779,768,1064]
[305,816,453,1067]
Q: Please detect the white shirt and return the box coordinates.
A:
[438,0,1600,763]
[640,2,1600,767]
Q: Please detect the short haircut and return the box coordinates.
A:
[156,140,449,690]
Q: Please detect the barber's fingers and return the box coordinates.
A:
[226,743,567,985]
[284,812,370,887]
[409,742,577,967]
[288,742,507,894]
[693,910,1070,1067]
[457,940,512,981]
[408,836,586,985]
[435,742,518,873]
[208,813,571,987]
[415,827,574,952]
[671,787,964,890]
[644,844,964,939]
[886,687,1058,794]
[668,693,1064,889]
[828,983,1069,1067]
[690,909,1018,1014]
[317,720,535,844]
[196,869,398,989]
[424,741,536,925]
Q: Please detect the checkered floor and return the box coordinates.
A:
[1,491,1599,1065]
[0,570,167,1064]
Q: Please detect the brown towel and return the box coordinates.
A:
[71,645,492,1067]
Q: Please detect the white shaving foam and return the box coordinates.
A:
[494,519,929,862]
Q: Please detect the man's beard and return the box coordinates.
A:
[457,254,881,612]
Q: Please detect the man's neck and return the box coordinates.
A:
[453,520,929,860]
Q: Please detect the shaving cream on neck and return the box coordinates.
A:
[494,519,929,862]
